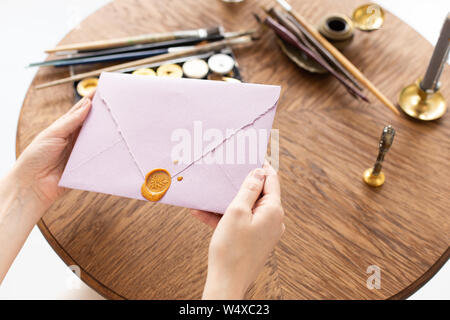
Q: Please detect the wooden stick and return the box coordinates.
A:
[35,37,252,89]
[45,27,221,53]
[276,0,400,115]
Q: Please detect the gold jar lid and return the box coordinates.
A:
[132,68,156,76]
[156,64,183,78]
[76,77,98,97]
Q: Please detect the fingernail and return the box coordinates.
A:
[252,168,266,181]
[75,98,90,112]
[264,162,276,174]
[81,97,90,107]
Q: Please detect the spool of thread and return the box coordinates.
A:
[318,13,354,50]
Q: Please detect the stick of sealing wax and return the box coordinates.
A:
[45,27,223,53]
[35,36,253,89]
[265,16,368,101]
[276,0,400,115]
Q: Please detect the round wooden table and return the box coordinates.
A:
[16,0,449,299]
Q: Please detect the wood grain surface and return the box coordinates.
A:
[16,0,449,299]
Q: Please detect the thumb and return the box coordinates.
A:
[229,168,266,212]
[43,97,92,139]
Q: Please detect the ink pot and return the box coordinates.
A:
[318,13,354,50]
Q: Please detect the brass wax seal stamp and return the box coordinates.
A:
[363,125,395,187]
[141,169,172,201]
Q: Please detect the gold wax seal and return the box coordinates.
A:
[156,64,183,78]
[141,169,171,202]
[132,68,156,76]
[77,77,98,97]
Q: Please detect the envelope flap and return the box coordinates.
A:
[96,72,280,179]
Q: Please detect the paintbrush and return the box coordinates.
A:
[268,7,363,91]
[264,16,368,101]
[45,26,223,53]
[276,0,399,115]
[29,46,195,67]
[30,29,256,67]
[35,36,253,89]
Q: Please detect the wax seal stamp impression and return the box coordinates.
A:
[141,169,172,201]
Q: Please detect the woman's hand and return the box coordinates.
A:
[192,163,285,299]
[0,95,92,282]
[13,94,93,211]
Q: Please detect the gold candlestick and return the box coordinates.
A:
[363,125,395,187]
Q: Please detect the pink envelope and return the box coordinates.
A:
[59,72,280,213]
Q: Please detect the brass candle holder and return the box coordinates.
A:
[398,79,446,121]
[398,15,449,121]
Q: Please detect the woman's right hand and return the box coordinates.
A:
[192,163,285,299]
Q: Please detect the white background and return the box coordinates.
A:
[0,0,448,299]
